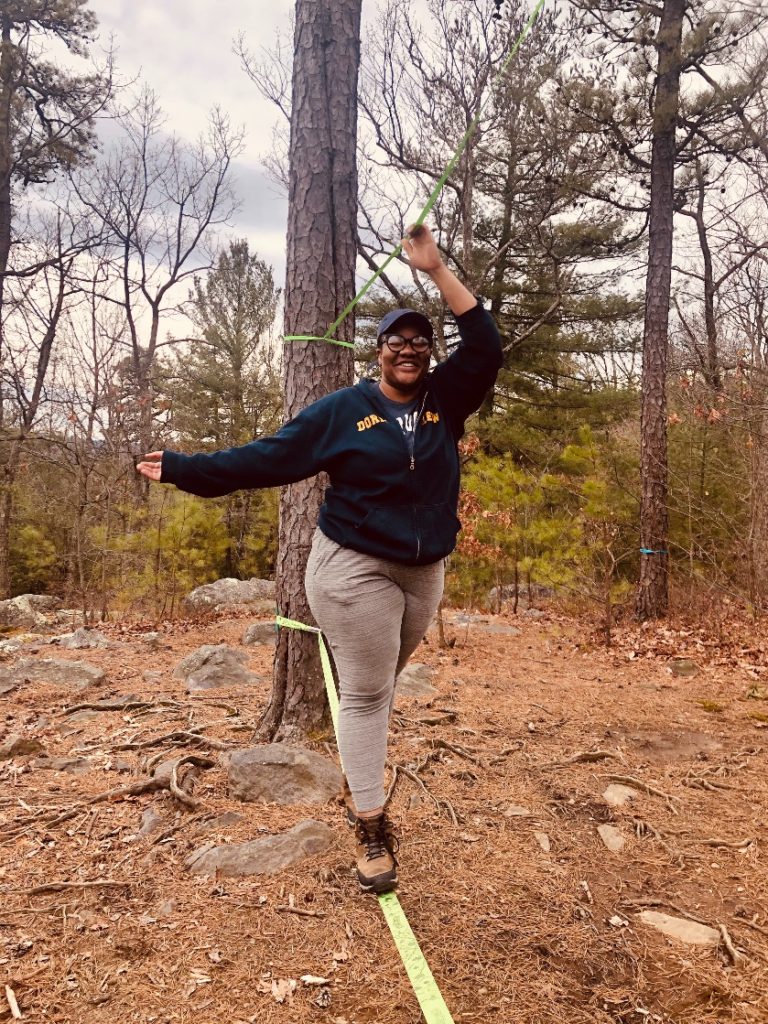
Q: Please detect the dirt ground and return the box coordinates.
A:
[1,606,766,1024]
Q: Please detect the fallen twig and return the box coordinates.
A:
[275,905,326,919]
[541,750,617,770]
[17,879,130,896]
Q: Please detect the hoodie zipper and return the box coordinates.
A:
[410,391,429,471]
[412,391,428,560]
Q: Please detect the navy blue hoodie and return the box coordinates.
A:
[162,302,502,565]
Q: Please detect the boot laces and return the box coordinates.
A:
[357,814,399,862]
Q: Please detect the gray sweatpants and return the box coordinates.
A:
[305,528,444,813]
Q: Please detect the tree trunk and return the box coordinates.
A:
[259,0,360,742]
[0,14,14,429]
[635,0,684,621]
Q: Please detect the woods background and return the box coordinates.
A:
[2,0,768,637]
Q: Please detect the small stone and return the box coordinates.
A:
[198,811,244,832]
[504,804,532,817]
[30,756,89,773]
[668,658,700,678]
[637,910,719,946]
[597,824,626,853]
[534,831,551,853]
[0,734,45,759]
[185,820,334,877]
[138,806,165,837]
[603,784,637,807]
[395,663,437,697]
[242,622,277,646]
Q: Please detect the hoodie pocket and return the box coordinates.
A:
[416,502,461,562]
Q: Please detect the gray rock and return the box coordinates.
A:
[198,811,244,832]
[483,624,522,636]
[534,831,551,853]
[0,657,105,693]
[173,644,263,692]
[0,734,45,760]
[522,608,547,619]
[138,806,165,837]
[603,784,637,808]
[488,583,554,607]
[668,658,700,678]
[637,910,719,946]
[185,820,334,877]
[182,577,275,615]
[597,824,626,853]
[0,594,60,630]
[30,756,90,773]
[395,663,437,697]
[242,622,277,646]
[227,744,343,805]
[53,628,113,650]
[0,678,19,696]
[56,709,101,735]
[504,804,533,817]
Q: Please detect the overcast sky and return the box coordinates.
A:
[91,0,294,279]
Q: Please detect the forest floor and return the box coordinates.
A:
[1,605,767,1024]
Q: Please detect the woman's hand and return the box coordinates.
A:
[402,223,443,274]
[136,451,163,482]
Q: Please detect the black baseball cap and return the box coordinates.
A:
[376,308,434,343]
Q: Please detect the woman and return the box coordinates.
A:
[137,224,502,893]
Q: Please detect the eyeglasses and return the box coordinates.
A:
[380,334,432,353]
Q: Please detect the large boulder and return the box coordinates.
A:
[227,744,343,805]
[173,644,263,692]
[0,594,60,631]
[0,734,45,760]
[185,820,334,877]
[0,657,104,693]
[395,663,438,698]
[242,622,277,646]
[52,628,114,650]
[182,578,275,615]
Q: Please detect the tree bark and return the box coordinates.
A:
[259,0,360,742]
[635,0,685,621]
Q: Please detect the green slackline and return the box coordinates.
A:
[284,0,547,351]
[275,615,455,1024]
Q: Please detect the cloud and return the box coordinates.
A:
[91,0,291,276]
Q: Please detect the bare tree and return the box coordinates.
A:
[0,0,112,426]
[74,90,242,457]
[0,214,77,595]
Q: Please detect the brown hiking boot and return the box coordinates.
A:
[354,813,399,894]
[337,775,358,828]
